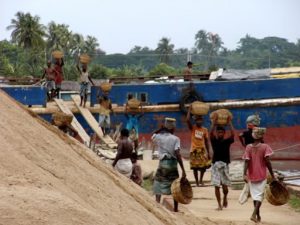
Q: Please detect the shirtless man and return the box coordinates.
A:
[112,129,134,178]
[183,61,193,81]
[42,60,56,101]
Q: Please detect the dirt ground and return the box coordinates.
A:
[140,160,300,225]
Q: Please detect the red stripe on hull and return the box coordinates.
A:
[139,125,300,160]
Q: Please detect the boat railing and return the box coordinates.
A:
[109,73,210,84]
[0,77,41,85]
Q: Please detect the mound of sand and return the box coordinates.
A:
[0,90,208,225]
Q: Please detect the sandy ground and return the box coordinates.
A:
[140,160,300,225]
[0,90,205,225]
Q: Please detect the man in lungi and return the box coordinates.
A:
[186,107,210,186]
[112,128,134,178]
[210,119,234,210]
[98,90,113,135]
[243,127,275,223]
[76,62,94,108]
[152,117,186,212]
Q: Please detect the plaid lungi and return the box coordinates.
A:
[211,161,231,186]
[153,159,179,195]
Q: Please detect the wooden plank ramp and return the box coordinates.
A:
[71,95,117,149]
[54,98,90,146]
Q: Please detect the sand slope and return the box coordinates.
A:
[0,90,205,225]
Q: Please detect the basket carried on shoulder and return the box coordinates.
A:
[265,180,289,206]
[52,50,64,59]
[171,178,193,204]
[79,54,91,64]
[191,101,209,116]
[127,98,141,109]
[100,82,112,92]
[52,112,73,127]
[210,109,233,125]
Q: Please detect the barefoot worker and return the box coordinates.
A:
[210,120,234,210]
[186,107,210,186]
[152,117,186,212]
[53,57,64,98]
[76,62,94,107]
[243,127,275,223]
[98,89,113,135]
[112,129,134,178]
[42,60,56,101]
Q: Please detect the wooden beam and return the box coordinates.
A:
[54,99,90,146]
[29,97,300,114]
[71,95,117,149]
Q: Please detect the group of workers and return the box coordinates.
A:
[45,59,276,223]
[43,58,94,108]
[111,97,275,223]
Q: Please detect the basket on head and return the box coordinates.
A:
[171,178,193,204]
[79,54,91,64]
[191,101,209,116]
[265,180,289,206]
[210,109,233,125]
[52,112,73,127]
[52,50,64,59]
[100,82,112,92]
[127,98,141,109]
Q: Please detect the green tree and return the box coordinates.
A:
[89,64,110,79]
[156,37,174,64]
[148,63,177,76]
[7,12,45,49]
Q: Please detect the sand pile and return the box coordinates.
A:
[0,90,208,225]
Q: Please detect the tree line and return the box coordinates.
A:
[1,11,300,80]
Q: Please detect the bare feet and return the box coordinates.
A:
[257,215,261,222]
[250,215,258,223]
[223,198,228,208]
[216,206,223,211]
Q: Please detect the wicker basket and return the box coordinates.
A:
[210,109,233,125]
[127,98,141,109]
[79,54,91,64]
[100,82,112,92]
[191,101,209,115]
[265,180,289,206]
[52,50,63,59]
[171,178,193,204]
[52,112,73,126]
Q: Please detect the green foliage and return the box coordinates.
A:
[289,194,300,212]
[148,63,177,76]
[142,178,153,192]
[155,37,174,64]
[7,12,45,49]
[0,55,14,75]
[89,64,110,79]
[2,11,300,78]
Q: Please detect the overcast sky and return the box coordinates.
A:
[0,0,299,54]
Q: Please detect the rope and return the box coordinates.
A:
[273,143,300,152]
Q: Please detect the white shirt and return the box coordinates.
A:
[152,132,180,160]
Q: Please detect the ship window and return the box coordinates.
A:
[139,92,148,103]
